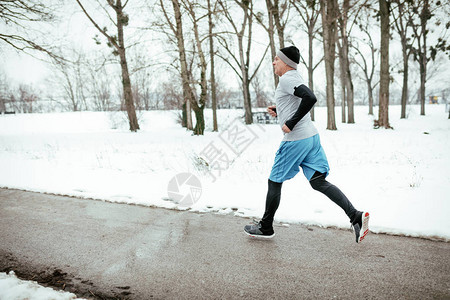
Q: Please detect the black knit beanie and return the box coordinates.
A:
[277,46,300,69]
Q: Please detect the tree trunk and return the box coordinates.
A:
[308,26,315,121]
[242,71,252,124]
[172,0,196,131]
[190,2,207,135]
[273,0,284,49]
[293,0,320,122]
[186,92,193,129]
[265,0,279,88]
[238,3,252,125]
[396,2,409,119]
[342,0,354,124]
[419,0,429,116]
[238,40,252,124]
[368,78,374,115]
[419,59,426,115]
[208,0,218,131]
[355,23,376,116]
[346,65,354,123]
[182,101,187,127]
[378,0,390,128]
[320,0,337,130]
[337,0,355,124]
[245,80,252,124]
[338,41,346,123]
[117,1,139,131]
[400,57,408,119]
[193,104,205,135]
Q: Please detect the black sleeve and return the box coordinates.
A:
[284,84,317,131]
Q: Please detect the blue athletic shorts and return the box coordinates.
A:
[269,134,330,183]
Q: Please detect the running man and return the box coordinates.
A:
[244,46,369,243]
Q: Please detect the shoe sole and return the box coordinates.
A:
[358,212,370,243]
[244,229,275,239]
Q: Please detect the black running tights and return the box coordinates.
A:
[260,172,357,230]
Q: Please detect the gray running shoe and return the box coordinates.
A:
[244,222,275,239]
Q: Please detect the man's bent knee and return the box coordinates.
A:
[309,172,327,191]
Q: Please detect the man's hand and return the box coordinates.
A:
[267,105,277,117]
[282,124,291,133]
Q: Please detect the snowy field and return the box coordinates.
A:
[0,104,449,241]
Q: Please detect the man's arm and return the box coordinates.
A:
[284,84,317,131]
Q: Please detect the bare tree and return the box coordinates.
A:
[392,0,415,119]
[217,0,269,125]
[129,48,154,111]
[251,73,269,108]
[336,0,368,124]
[291,0,322,121]
[0,72,9,113]
[158,80,184,110]
[181,0,208,135]
[254,0,290,88]
[336,0,349,123]
[159,0,206,135]
[54,60,79,111]
[207,0,218,131]
[75,0,139,131]
[337,46,347,123]
[87,62,114,111]
[213,76,234,109]
[352,16,379,116]
[411,0,430,116]
[319,0,338,130]
[409,0,450,116]
[12,84,38,113]
[271,0,290,49]
[50,49,89,112]
[377,0,391,128]
[154,0,193,129]
[253,1,278,88]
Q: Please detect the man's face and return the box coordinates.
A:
[272,56,286,76]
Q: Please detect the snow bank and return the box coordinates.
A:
[0,271,83,300]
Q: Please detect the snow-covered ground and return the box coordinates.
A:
[0,271,83,300]
[0,104,449,240]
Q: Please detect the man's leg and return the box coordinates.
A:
[310,172,370,243]
[309,171,358,222]
[244,139,311,238]
[244,179,281,237]
[259,179,283,232]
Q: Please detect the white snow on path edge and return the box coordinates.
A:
[0,271,85,300]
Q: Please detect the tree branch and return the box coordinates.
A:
[0,33,66,62]
[313,56,324,71]
[159,0,177,36]
[75,0,119,50]
[215,52,243,81]
[249,43,270,82]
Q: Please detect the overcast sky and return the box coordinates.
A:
[1,1,449,100]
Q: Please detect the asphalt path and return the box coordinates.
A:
[0,188,449,299]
